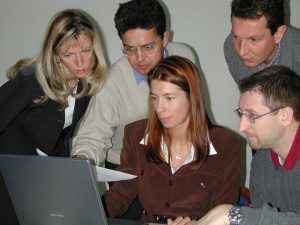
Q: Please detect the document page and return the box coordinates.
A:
[36,148,137,182]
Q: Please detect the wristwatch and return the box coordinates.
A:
[228,204,243,225]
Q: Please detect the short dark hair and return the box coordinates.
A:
[238,65,300,121]
[231,0,285,34]
[114,0,166,38]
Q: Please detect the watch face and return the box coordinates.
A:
[229,205,243,225]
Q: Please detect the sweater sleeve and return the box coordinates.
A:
[0,73,31,133]
[240,203,300,225]
[71,81,119,165]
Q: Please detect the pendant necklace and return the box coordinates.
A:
[174,142,190,160]
[175,153,182,160]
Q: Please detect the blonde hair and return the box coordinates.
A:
[7,9,107,109]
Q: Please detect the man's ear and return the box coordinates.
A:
[162,31,169,48]
[274,25,287,44]
[279,106,294,126]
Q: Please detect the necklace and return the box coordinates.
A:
[175,153,182,160]
[74,78,79,88]
[173,142,190,161]
[69,78,79,94]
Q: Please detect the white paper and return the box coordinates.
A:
[36,148,48,156]
[36,148,136,182]
[95,166,137,182]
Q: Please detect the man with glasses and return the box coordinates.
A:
[234,107,283,124]
[71,0,196,220]
[169,65,300,225]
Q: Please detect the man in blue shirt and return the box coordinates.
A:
[72,0,196,220]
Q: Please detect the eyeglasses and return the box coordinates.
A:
[122,41,158,56]
[234,107,282,123]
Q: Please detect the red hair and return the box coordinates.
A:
[146,56,209,168]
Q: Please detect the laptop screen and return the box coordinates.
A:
[0,154,109,225]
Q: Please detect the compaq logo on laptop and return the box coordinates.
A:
[50,213,64,218]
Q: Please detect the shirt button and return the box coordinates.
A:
[169,180,173,185]
[164,202,170,207]
[139,170,144,176]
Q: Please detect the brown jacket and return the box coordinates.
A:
[104,119,242,222]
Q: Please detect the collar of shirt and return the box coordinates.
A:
[140,135,217,155]
[256,42,281,72]
[140,135,217,174]
[271,123,300,170]
[133,47,170,85]
[133,70,148,85]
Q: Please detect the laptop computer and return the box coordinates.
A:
[0,154,147,225]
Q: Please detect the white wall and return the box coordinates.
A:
[1,0,300,187]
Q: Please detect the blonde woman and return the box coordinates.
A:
[0,9,107,225]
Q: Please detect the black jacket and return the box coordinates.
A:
[0,67,90,225]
